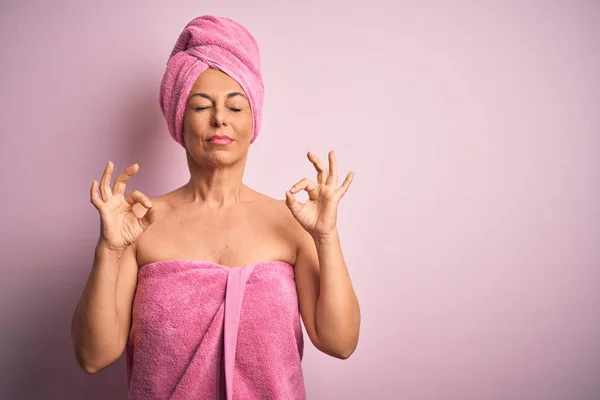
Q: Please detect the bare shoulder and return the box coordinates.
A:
[246,189,292,221]
[248,190,308,248]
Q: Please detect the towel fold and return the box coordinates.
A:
[159,15,265,147]
[126,260,306,399]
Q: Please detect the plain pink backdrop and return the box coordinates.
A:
[1,1,598,399]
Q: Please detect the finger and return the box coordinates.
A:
[285,190,303,214]
[124,190,153,209]
[326,150,338,186]
[140,206,158,230]
[90,180,103,208]
[99,161,114,201]
[337,171,354,196]
[112,163,139,196]
[307,151,328,185]
[290,178,318,195]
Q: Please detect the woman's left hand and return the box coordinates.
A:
[285,150,354,238]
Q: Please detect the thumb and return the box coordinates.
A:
[285,191,302,215]
[140,207,157,230]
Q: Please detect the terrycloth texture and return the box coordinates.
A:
[126,260,306,399]
[159,15,264,147]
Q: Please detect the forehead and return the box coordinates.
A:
[190,67,245,95]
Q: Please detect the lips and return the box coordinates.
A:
[208,135,233,144]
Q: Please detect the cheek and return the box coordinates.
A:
[183,110,210,136]
[235,111,253,136]
[182,112,204,145]
[184,109,203,125]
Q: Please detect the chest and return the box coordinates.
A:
[136,203,298,267]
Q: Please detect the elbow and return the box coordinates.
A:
[76,354,114,375]
[73,346,118,375]
[75,353,100,375]
[72,339,99,374]
[332,343,358,360]
[324,328,360,360]
[320,344,356,360]
[316,337,358,360]
[82,364,99,375]
[312,314,361,360]
[313,329,360,360]
[340,347,357,360]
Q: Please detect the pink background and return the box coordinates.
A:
[1,1,599,399]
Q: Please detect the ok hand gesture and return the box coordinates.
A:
[90,161,157,253]
[285,151,354,239]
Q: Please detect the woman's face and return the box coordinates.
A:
[183,68,253,165]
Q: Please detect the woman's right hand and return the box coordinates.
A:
[90,161,157,254]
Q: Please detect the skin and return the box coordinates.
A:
[74,68,360,373]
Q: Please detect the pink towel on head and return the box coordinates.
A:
[159,15,265,147]
[126,260,306,399]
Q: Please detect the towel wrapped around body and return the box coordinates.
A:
[126,259,306,399]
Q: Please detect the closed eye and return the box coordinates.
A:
[192,106,242,112]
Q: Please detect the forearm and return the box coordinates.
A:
[71,243,122,373]
[313,230,360,357]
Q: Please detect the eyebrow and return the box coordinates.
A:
[189,92,246,100]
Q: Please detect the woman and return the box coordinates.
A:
[71,15,360,399]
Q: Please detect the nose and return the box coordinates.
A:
[211,105,228,127]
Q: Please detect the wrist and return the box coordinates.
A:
[95,240,126,259]
[312,229,340,246]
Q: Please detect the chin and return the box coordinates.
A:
[207,151,238,165]
[190,146,247,166]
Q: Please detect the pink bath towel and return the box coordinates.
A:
[126,260,306,399]
[159,15,264,147]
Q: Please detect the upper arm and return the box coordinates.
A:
[115,241,138,355]
[294,229,323,351]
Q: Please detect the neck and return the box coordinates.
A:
[183,152,248,208]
